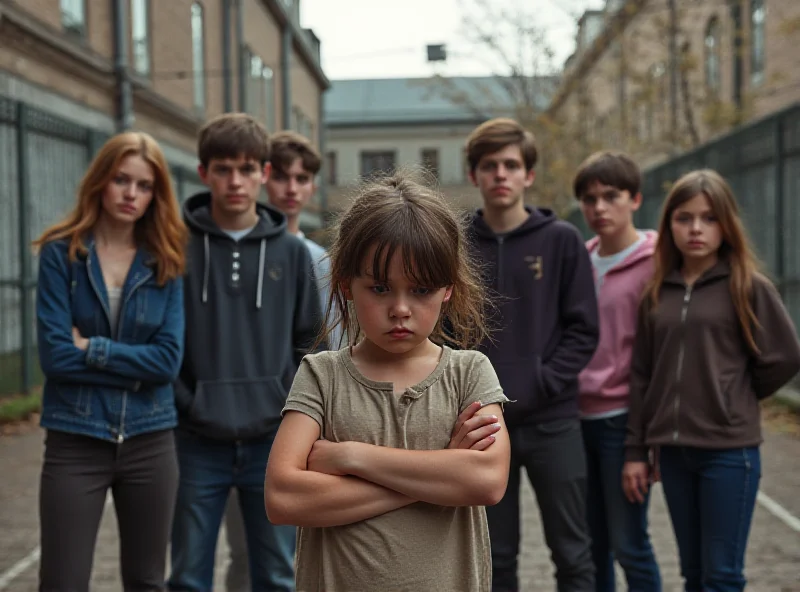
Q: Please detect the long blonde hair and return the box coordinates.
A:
[33,131,188,284]
[645,169,762,352]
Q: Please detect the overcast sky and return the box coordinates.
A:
[301,0,605,80]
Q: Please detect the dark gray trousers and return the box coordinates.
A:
[487,417,595,592]
[39,428,178,592]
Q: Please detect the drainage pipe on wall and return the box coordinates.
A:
[112,0,133,131]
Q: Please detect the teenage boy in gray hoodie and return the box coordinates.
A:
[168,113,324,592]
[224,129,348,592]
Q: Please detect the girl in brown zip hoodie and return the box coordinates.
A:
[623,169,800,592]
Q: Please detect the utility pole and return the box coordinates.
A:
[668,0,679,154]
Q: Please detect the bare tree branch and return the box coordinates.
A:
[433,0,577,212]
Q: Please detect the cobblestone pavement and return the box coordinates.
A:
[1,426,799,591]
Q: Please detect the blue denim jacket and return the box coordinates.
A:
[36,238,185,443]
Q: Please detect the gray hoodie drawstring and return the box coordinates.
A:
[202,233,210,304]
[256,238,266,309]
[201,233,265,309]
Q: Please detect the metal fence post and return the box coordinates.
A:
[774,114,785,298]
[86,129,103,159]
[173,167,185,202]
[16,102,32,394]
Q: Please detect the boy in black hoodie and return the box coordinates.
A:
[168,113,324,592]
[465,118,599,591]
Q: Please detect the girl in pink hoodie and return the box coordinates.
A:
[575,151,661,592]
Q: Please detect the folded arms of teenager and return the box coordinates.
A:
[82,278,185,384]
[265,411,415,528]
[325,403,509,507]
[36,241,141,390]
[265,402,509,528]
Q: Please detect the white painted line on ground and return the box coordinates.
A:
[0,494,113,590]
[0,489,797,589]
[757,491,800,533]
[0,547,40,591]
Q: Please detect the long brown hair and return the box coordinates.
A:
[645,169,762,352]
[319,170,490,350]
[33,131,188,285]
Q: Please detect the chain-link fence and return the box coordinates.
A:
[0,96,204,397]
[567,102,800,333]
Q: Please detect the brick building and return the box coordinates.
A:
[548,0,800,169]
[0,0,329,221]
[0,0,329,385]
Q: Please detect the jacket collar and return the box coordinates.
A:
[585,229,657,272]
[663,259,730,287]
[82,236,154,303]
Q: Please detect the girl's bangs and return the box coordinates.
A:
[363,218,454,288]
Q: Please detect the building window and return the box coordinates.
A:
[61,0,86,36]
[263,67,276,132]
[360,151,396,177]
[191,2,205,110]
[750,0,765,86]
[292,107,313,140]
[132,0,150,75]
[636,102,648,142]
[248,53,262,116]
[326,151,337,186]
[307,121,316,145]
[294,108,302,136]
[249,53,262,76]
[704,17,720,93]
[248,53,276,131]
[649,62,667,136]
[421,148,439,180]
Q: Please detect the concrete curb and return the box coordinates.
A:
[773,386,800,413]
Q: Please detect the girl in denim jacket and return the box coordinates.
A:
[33,131,187,591]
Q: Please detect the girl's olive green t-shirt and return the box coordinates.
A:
[282,346,509,592]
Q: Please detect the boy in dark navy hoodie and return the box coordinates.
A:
[465,118,599,592]
[168,113,324,592]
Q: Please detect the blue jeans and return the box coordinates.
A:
[168,429,296,592]
[659,446,760,592]
[582,413,661,592]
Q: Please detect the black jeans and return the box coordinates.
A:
[487,418,595,592]
[39,428,178,592]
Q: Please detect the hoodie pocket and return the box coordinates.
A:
[189,377,286,439]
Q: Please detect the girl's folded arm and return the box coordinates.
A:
[344,403,511,507]
[264,411,415,528]
[83,277,185,384]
